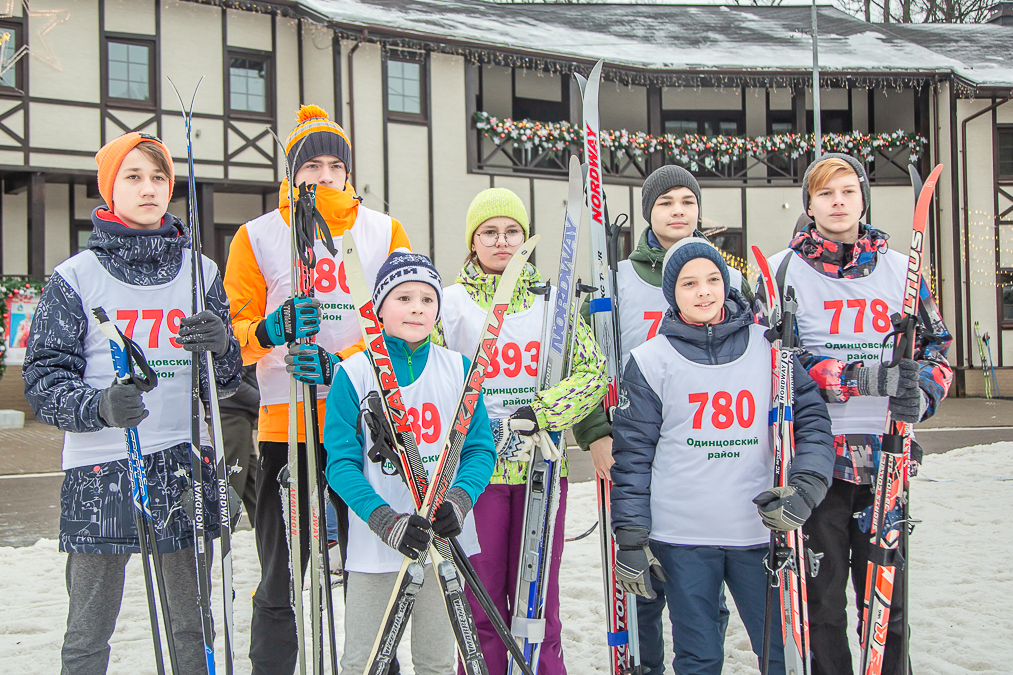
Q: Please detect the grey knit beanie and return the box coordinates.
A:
[801,153,870,217]
[641,165,702,224]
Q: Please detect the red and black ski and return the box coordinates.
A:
[859,163,943,675]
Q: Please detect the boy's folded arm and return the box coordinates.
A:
[610,358,662,533]
[23,273,106,433]
[789,355,836,485]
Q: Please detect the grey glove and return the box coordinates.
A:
[368,504,432,560]
[614,526,667,600]
[491,419,530,463]
[431,486,472,538]
[856,359,920,398]
[177,310,231,355]
[752,473,828,531]
[857,359,925,424]
[97,380,149,428]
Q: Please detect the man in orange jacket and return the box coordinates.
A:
[224,105,411,674]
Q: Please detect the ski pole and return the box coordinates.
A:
[93,308,179,675]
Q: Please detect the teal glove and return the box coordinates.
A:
[284,343,339,386]
[257,297,321,346]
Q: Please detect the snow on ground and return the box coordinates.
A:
[2,442,1011,674]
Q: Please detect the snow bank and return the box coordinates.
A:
[1,442,1011,673]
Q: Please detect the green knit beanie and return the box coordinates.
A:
[465,188,530,249]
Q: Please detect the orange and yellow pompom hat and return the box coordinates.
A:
[285,104,352,175]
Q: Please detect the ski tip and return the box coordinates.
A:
[92,307,109,324]
[590,59,604,80]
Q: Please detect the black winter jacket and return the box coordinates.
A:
[610,289,835,534]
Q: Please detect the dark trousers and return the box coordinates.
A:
[638,573,730,675]
[806,480,909,675]
[221,413,259,523]
[249,440,351,675]
[649,541,784,675]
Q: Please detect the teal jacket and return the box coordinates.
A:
[324,333,497,524]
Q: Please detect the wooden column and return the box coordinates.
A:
[198,182,216,264]
[27,173,45,280]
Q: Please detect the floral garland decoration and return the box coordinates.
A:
[0,277,45,380]
[474,111,927,170]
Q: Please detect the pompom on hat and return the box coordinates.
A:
[94,132,174,210]
[465,188,530,249]
[372,249,444,320]
[285,105,352,176]
[661,238,730,313]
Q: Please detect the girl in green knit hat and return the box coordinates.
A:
[434,186,607,674]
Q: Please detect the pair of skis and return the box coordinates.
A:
[753,248,810,675]
[577,59,642,675]
[506,156,582,675]
[858,163,943,675]
[349,234,541,675]
[973,322,999,398]
[94,309,178,675]
[170,78,235,675]
[266,128,341,675]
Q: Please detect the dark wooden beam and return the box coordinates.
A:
[27,173,45,280]
[198,182,216,262]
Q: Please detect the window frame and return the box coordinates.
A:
[226,48,274,121]
[0,20,25,94]
[1001,272,1013,330]
[384,51,428,124]
[102,33,156,109]
[661,110,745,138]
[998,125,1013,180]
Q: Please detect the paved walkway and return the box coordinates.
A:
[2,398,1011,547]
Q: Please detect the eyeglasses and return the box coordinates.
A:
[476,229,525,247]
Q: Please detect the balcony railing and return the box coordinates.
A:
[473,112,927,184]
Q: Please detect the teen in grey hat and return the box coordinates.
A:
[641,165,702,224]
[801,153,871,218]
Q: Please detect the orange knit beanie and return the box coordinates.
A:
[94,132,175,209]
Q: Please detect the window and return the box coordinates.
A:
[387,60,421,115]
[0,24,24,90]
[107,39,152,102]
[707,229,745,261]
[1003,275,1013,328]
[385,55,427,122]
[662,113,742,137]
[73,222,92,254]
[512,71,566,123]
[230,55,268,114]
[999,127,1013,179]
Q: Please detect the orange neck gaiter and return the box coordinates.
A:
[278,179,361,237]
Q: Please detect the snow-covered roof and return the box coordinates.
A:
[303,0,1013,89]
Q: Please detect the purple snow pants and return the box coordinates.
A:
[458,479,568,675]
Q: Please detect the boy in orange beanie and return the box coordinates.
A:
[223,105,412,673]
[23,132,241,674]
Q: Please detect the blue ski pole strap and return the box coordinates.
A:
[606,629,629,647]
[768,407,793,426]
[589,297,612,314]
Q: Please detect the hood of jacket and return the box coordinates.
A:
[657,287,755,365]
[87,207,191,286]
[789,223,890,279]
[628,227,712,287]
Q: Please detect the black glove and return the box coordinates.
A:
[97,379,149,428]
[177,309,231,355]
[431,486,472,538]
[614,526,667,600]
[256,297,321,347]
[856,359,925,423]
[752,473,828,531]
[368,505,432,560]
